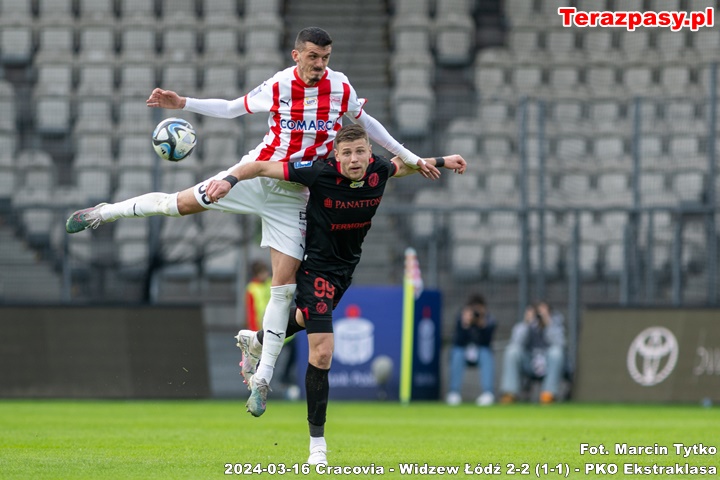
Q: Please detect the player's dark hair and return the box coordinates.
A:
[334,124,369,147]
[250,260,269,278]
[467,293,486,306]
[295,27,333,50]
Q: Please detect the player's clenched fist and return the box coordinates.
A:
[205,179,231,203]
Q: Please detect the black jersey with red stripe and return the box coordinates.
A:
[284,154,397,271]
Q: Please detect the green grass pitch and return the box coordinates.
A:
[1,400,718,479]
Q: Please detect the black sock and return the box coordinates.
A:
[257,308,305,345]
[306,362,329,437]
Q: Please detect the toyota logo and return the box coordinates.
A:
[627,327,679,386]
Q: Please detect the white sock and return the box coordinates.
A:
[310,436,327,452]
[255,284,296,383]
[250,332,262,355]
[98,192,180,221]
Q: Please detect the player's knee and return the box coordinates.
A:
[311,346,333,369]
[176,189,203,215]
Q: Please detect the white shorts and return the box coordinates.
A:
[193,157,309,261]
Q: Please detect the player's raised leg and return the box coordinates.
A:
[65,188,204,233]
[246,248,300,417]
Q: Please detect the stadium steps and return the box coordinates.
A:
[0,223,62,302]
[283,0,391,124]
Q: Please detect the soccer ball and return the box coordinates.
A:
[152,117,197,161]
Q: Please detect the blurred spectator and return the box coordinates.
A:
[446,294,497,406]
[500,301,565,404]
[245,260,272,331]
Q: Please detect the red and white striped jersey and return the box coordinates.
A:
[244,66,366,162]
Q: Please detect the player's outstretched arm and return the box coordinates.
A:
[352,112,441,180]
[391,154,467,178]
[205,162,285,203]
[146,88,186,109]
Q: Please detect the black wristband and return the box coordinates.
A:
[434,157,445,168]
[223,175,239,187]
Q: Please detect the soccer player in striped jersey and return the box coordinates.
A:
[65,27,438,417]
[204,123,466,465]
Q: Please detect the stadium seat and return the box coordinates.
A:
[411,189,450,240]
[118,0,157,25]
[0,26,33,66]
[507,28,546,62]
[243,14,283,54]
[77,63,117,97]
[244,0,282,16]
[202,0,242,27]
[477,100,514,134]
[159,64,199,94]
[117,169,155,194]
[488,243,520,278]
[35,63,73,96]
[622,65,657,96]
[451,228,485,281]
[486,173,519,206]
[35,25,75,64]
[119,26,158,62]
[618,29,655,62]
[158,215,201,282]
[74,97,115,134]
[77,0,117,25]
[474,64,511,98]
[118,62,158,98]
[202,28,243,65]
[673,171,705,203]
[597,173,631,206]
[200,211,242,281]
[201,63,242,97]
[585,64,619,97]
[603,242,624,278]
[659,65,695,96]
[77,27,117,64]
[0,0,33,26]
[16,149,56,190]
[74,133,114,166]
[547,65,586,97]
[530,243,561,277]
[158,0,198,28]
[588,98,624,134]
[114,221,150,280]
[116,98,157,135]
[434,14,475,67]
[393,0,431,17]
[582,29,619,62]
[549,97,585,133]
[391,85,434,137]
[503,0,536,27]
[36,0,75,26]
[511,64,544,96]
[480,133,514,157]
[160,29,199,64]
[75,169,113,205]
[694,28,720,62]
[34,96,72,136]
[593,134,627,165]
[546,29,581,62]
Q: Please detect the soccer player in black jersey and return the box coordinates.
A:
[205,124,466,465]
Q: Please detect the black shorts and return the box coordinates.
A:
[295,266,353,334]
